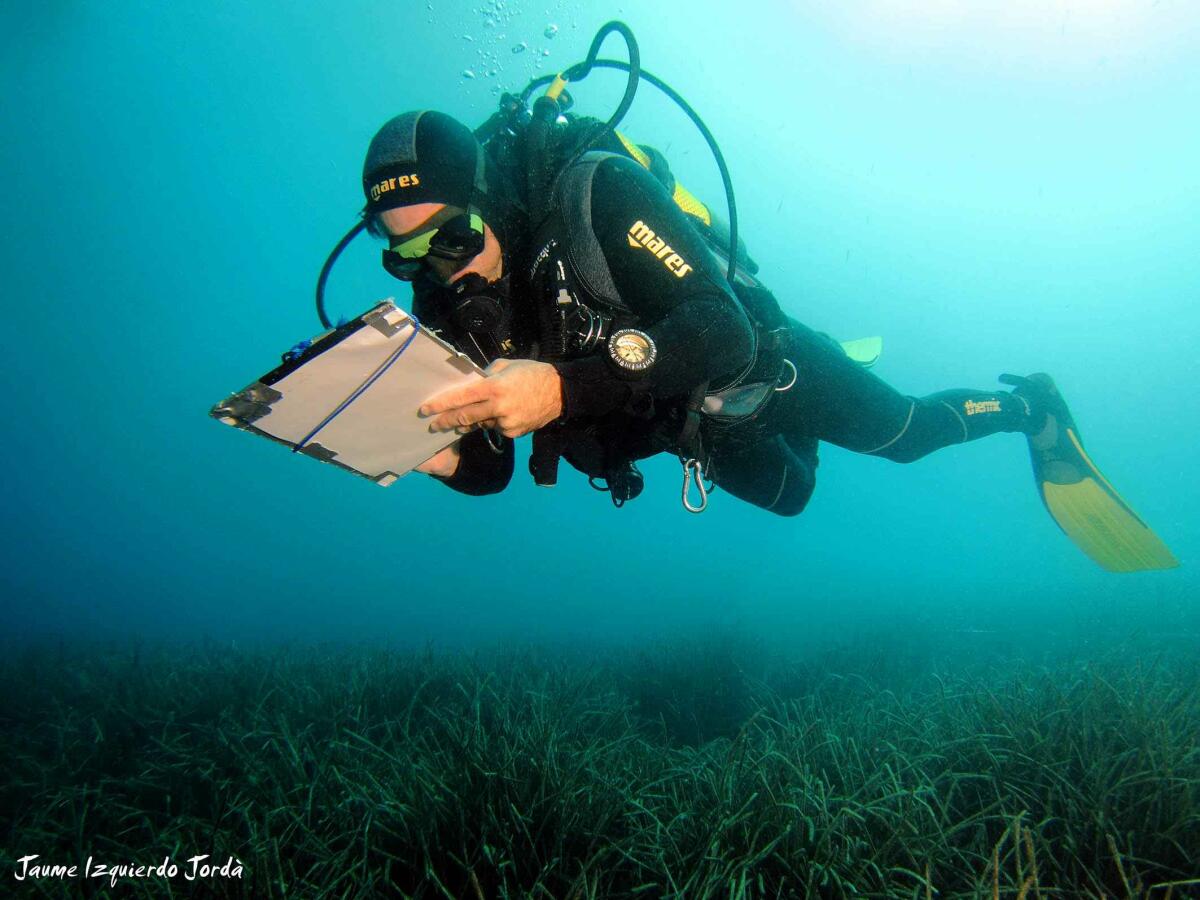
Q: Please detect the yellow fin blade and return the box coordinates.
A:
[1042,479,1179,572]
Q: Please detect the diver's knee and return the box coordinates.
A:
[768,495,810,517]
[766,472,815,516]
[871,442,926,464]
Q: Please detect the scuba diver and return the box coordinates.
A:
[317,23,1176,573]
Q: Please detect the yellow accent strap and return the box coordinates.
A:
[615,131,650,167]
[614,130,712,226]
[545,74,569,101]
[671,183,711,226]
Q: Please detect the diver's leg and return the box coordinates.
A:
[708,434,817,516]
[768,319,1035,463]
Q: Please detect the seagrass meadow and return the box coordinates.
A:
[2,630,1198,899]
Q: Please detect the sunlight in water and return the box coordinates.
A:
[813,0,1195,81]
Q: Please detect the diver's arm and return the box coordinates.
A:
[428,429,514,495]
[417,443,461,477]
[551,155,754,421]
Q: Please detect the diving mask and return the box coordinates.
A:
[382,208,485,281]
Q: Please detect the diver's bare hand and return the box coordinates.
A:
[416,441,461,477]
[420,358,562,439]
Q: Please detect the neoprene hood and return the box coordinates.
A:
[362,110,484,215]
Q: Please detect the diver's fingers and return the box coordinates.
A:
[428,399,497,433]
[419,378,495,417]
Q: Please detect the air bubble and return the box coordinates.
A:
[512,42,527,54]
[544,23,558,38]
[462,69,476,79]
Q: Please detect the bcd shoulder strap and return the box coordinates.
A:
[549,150,631,315]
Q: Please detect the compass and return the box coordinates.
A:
[608,329,657,372]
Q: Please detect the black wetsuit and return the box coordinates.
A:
[429,154,1033,513]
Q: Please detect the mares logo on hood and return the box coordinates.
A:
[627,220,693,278]
[368,173,421,203]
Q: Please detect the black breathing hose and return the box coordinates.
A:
[524,21,640,225]
[316,219,365,330]
[556,22,641,167]
[519,37,739,287]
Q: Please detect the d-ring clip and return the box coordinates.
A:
[775,358,797,392]
[682,458,709,514]
[482,428,504,455]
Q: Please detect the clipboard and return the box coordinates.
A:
[210,300,484,486]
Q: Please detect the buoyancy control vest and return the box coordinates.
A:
[511,141,795,499]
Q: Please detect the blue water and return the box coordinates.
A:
[2,1,1197,648]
